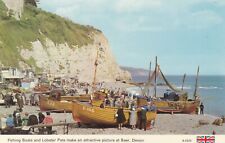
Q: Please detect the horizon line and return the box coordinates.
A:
[120,66,225,76]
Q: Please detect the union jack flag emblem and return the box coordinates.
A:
[197,136,215,143]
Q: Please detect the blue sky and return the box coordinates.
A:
[39,0,225,75]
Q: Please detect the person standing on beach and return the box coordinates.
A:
[25,92,30,105]
[116,107,126,130]
[84,86,89,94]
[4,93,13,108]
[139,107,147,131]
[15,93,24,112]
[148,102,157,128]
[200,102,204,115]
[30,94,35,106]
[129,107,137,129]
[34,94,39,106]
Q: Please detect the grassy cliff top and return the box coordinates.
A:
[0,0,100,67]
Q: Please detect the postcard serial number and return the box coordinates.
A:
[182,139,192,142]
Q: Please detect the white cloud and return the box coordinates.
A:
[39,0,224,32]
[40,0,77,7]
[40,0,109,16]
[40,0,111,26]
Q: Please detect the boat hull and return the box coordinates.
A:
[39,95,90,112]
[153,100,200,114]
[72,100,157,126]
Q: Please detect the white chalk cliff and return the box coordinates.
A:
[20,33,131,82]
[2,0,131,82]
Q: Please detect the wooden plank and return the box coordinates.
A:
[15,122,77,129]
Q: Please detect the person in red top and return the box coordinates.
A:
[43,112,53,134]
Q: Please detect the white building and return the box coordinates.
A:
[0,67,24,86]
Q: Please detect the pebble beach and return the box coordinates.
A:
[1,105,225,135]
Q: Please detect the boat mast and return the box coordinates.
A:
[193,66,200,100]
[181,73,186,91]
[148,61,152,82]
[91,44,100,100]
[154,56,157,98]
[147,61,151,96]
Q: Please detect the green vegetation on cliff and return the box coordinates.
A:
[0,0,99,68]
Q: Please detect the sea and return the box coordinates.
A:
[132,75,225,117]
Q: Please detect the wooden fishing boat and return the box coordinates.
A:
[39,95,88,112]
[135,57,201,114]
[39,91,107,112]
[153,100,200,114]
[137,96,200,114]
[72,100,157,126]
[152,64,201,114]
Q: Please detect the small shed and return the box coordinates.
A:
[0,67,24,86]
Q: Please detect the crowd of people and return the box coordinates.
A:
[115,101,157,131]
[99,88,136,109]
[1,90,39,110]
[2,109,53,134]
